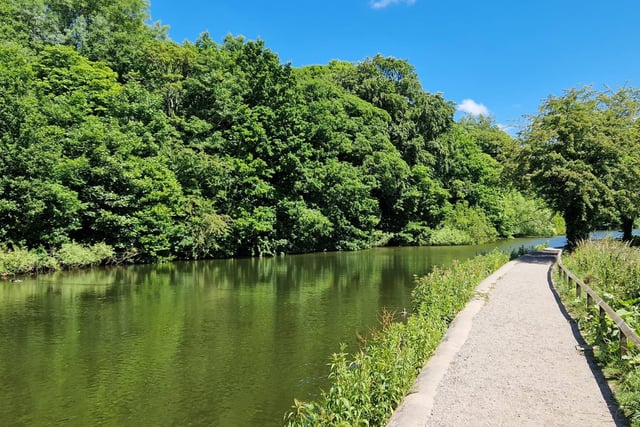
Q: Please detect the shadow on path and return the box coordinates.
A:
[532,250,630,426]
[389,249,629,427]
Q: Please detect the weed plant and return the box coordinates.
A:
[284,251,508,426]
[557,240,640,425]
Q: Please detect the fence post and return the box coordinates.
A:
[558,261,640,360]
[620,330,628,357]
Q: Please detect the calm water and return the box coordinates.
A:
[0,237,560,426]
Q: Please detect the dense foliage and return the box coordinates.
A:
[0,0,559,266]
[284,251,508,426]
[559,240,640,425]
[519,87,640,247]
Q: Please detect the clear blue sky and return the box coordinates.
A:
[148,0,640,132]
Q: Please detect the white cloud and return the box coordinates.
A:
[370,0,416,9]
[497,123,513,133]
[457,99,490,117]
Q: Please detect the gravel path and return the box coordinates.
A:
[388,250,626,427]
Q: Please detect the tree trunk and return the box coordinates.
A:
[621,216,634,242]
[564,207,590,250]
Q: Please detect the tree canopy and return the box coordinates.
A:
[519,87,640,247]
[0,0,563,263]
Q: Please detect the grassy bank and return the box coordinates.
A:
[0,242,115,277]
[557,240,640,425]
[284,250,509,426]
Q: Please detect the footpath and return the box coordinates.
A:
[387,249,627,427]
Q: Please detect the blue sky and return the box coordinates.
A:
[148,0,640,133]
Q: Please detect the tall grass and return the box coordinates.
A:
[564,239,640,302]
[284,251,508,426]
[559,240,640,425]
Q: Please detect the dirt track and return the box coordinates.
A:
[388,250,627,427]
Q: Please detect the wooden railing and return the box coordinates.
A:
[555,251,640,357]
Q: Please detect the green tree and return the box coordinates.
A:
[598,88,640,240]
[329,55,454,166]
[432,124,502,223]
[520,87,639,246]
[4,0,161,79]
[2,0,566,260]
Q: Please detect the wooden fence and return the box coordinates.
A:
[555,251,640,357]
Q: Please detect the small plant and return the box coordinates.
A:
[0,244,58,275]
[509,245,531,260]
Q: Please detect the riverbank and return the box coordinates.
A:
[285,250,509,426]
[1,233,560,278]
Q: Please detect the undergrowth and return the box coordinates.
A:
[0,242,115,276]
[284,251,509,426]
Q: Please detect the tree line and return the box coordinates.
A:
[0,0,585,265]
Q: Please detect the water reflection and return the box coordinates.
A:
[0,237,557,426]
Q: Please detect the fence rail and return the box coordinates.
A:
[555,251,640,357]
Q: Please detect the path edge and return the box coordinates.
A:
[386,257,520,427]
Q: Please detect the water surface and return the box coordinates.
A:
[0,237,558,426]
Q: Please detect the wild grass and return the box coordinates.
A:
[284,250,508,426]
[557,239,640,425]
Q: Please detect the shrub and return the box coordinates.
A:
[395,222,481,247]
[428,226,473,246]
[55,242,115,268]
[498,190,559,238]
[0,245,58,275]
[0,242,114,275]
[564,239,640,302]
[442,202,497,244]
[393,221,433,246]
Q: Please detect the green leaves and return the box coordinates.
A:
[0,1,562,261]
[521,86,640,246]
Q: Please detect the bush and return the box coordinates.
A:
[0,245,58,275]
[285,251,508,426]
[498,190,559,238]
[393,221,433,246]
[55,242,115,268]
[0,242,114,275]
[564,239,640,302]
[442,202,497,244]
[428,226,473,246]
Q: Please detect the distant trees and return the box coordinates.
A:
[0,0,561,263]
[520,87,640,247]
